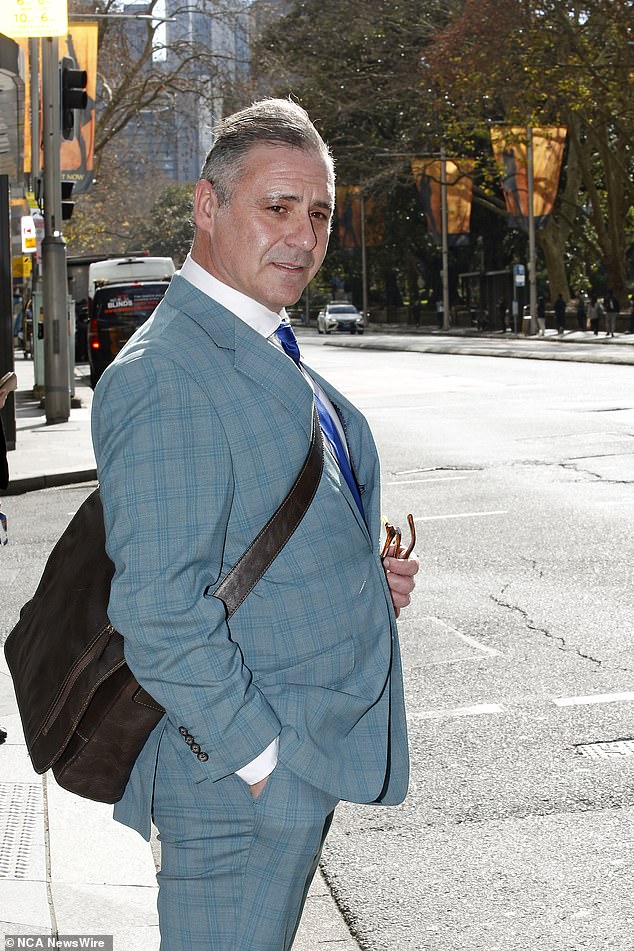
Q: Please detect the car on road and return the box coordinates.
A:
[317,303,364,335]
[87,281,170,387]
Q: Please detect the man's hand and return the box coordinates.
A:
[249,772,272,799]
[382,553,419,618]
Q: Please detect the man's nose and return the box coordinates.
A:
[287,215,318,251]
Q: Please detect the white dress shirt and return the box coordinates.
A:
[179,254,352,784]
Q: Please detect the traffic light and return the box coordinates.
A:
[61,180,75,220]
[60,56,88,140]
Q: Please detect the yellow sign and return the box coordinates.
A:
[13,255,33,279]
[1,0,68,38]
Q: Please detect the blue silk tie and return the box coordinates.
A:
[275,321,364,515]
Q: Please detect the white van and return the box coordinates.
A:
[88,256,175,302]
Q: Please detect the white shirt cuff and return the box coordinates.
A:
[234,736,279,784]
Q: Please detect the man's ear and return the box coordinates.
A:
[193,179,219,235]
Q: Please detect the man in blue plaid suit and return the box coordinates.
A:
[92,99,418,951]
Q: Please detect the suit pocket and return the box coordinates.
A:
[254,636,355,689]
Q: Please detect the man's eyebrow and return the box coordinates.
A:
[261,192,334,212]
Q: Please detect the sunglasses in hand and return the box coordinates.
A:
[380,514,416,560]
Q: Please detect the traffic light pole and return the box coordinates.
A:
[41,35,70,424]
[440,144,450,331]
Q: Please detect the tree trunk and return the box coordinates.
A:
[538,223,570,301]
[535,135,583,301]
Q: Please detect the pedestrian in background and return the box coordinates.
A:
[92,98,418,951]
[629,298,634,335]
[587,296,602,336]
[603,289,619,337]
[497,298,508,333]
[554,293,566,334]
[575,293,586,332]
[536,296,546,336]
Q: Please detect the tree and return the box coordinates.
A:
[65,0,251,254]
[253,0,634,304]
[253,0,462,310]
[425,0,634,299]
[64,144,159,255]
[70,0,251,178]
[131,183,194,264]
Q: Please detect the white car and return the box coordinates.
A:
[317,303,365,335]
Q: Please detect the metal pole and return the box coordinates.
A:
[29,37,43,358]
[527,126,537,336]
[0,176,15,450]
[440,145,450,330]
[41,36,70,423]
[29,38,40,189]
[360,191,368,323]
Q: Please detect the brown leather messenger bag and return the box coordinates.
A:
[4,405,323,803]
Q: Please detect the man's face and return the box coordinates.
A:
[193,143,334,313]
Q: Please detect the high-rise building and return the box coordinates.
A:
[113,0,283,183]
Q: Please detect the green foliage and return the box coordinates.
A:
[130,184,194,265]
[254,0,634,301]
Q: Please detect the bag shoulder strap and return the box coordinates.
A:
[214,402,323,618]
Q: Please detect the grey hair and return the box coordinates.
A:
[199,98,335,205]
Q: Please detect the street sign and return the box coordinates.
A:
[513,264,526,287]
[1,0,68,38]
[21,215,37,254]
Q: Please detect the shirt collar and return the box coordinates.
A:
[179,254,286,338]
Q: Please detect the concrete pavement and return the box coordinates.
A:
[1,325,633,949]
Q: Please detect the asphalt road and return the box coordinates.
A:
[301,341,634,951]
[2,343,633,951]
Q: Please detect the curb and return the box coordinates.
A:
[321,336,634,366]
[1,468,97,496]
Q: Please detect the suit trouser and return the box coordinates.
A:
[152,727,338,951]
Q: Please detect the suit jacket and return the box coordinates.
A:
[91,276,409,839]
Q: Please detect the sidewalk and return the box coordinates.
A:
[0,653,357,950]
[321,323,634,366]
[1,324,632,948]
[2,356,96,494]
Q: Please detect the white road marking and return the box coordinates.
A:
[385,476,469,486]
[413,703,503,721]
[553,692,634,707]
[451,630,502,657]
[414,510,508,522]
[423,616,502,657]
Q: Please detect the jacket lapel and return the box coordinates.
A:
[165,276,314,440]
[164,278,372,537]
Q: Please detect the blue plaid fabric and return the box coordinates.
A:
[154,725,337,950]
[92,275,410,946]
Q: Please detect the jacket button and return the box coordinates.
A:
[185,735,194,746]
[197,752,209,762]
[191,743,201,754]
[178,726,188,736]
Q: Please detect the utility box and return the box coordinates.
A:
[33,292,77,399]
